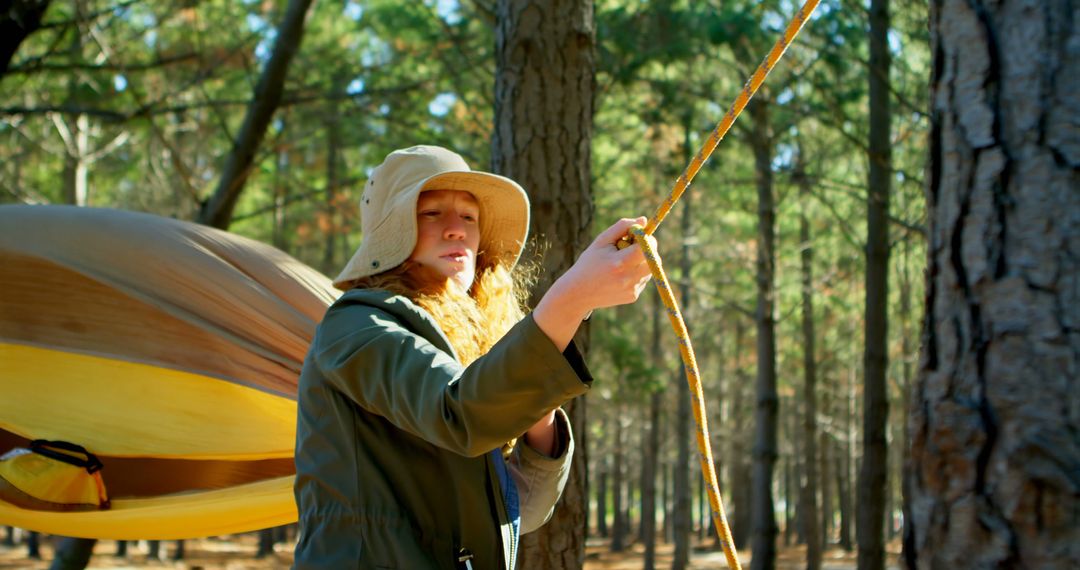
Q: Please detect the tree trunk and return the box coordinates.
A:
[596,460,608,537]
[322,87,342,273]
[748,96,779,570]
[857,0,892,566]
[26,531,39,559]
[784,454,794,547]
[492,1,595,567]
[820,430,832,547]
[672,120,695,570]
[147,540,160,560]
[642,290,662,569]
[172,540,184,561]
[797,157,822,570]
[48,538,95,570]
[611,406,626,552]
[0,0,51,81]
[906,0,1079,567]
[3,526,13,546]
[730,319,752,550]
[838,367,855,552]
[257,528,275,558]
[272,133,290,252]
[199,0,315,230]
[114,540,127,557]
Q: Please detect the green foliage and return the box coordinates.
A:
[1,0,930,537]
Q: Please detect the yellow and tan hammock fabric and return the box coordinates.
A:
[0,205,339,539]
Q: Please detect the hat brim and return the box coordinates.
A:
[333,170,530,289]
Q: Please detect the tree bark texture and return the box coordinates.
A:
[749,97,779,570]
[907,0,1079,567]
[492,2,595,567]
[858,0,893,565]
[199,0,314,230]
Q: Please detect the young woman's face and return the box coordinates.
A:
[410,190,481,290]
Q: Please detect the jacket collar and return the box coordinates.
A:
[336,288,459,362]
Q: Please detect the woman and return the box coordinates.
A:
[293,145,653,569]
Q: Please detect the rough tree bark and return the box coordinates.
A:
[492,1,595,567]
[198,0,315,230]
[906,0,1079,567]
[748,96,779,570]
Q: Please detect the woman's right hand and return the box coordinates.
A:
[532,217,655,350]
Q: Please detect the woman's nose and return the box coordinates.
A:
[443,219,466,240]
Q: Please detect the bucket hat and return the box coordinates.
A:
[334,145,530,289]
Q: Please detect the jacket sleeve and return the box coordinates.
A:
[313,300,590,457]
[509,407,574,534]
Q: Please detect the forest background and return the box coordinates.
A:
[2,0,942,568]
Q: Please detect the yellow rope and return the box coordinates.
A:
[617,2,821,567]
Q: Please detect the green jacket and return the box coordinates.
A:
[293,289,592,569]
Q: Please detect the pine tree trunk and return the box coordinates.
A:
[272,131,290,252]
[784,455,794,546]
[48,538,95,570]
[199,0,315,230]
[257,528,275,558]
[798,159,823,570]
[322,89,342,274]
[857,0,892,566]
[642,289,662,569]
[492,1,595,567]
[907,0,1079,566]
[820,431,832,547]
[748,96,779,570]
[611,406,626,552]
[597,464,608,537]
[672,126,695,570]
[730,319,752,550]
[26,531,39,559]
[838,367,855,552]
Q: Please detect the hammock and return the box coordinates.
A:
[0,205,339,539]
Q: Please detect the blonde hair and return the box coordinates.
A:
[346,255,534,365]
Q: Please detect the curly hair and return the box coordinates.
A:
[344,254,535,365]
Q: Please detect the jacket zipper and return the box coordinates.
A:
[457,548,474,570]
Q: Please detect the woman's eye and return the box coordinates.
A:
[462,214,477,222]
[420,210,440,217]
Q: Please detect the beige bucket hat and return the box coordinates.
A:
[334,145,530,290]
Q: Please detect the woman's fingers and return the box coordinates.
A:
[592,216,647,248]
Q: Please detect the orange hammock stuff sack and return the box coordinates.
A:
[0,441,110,512]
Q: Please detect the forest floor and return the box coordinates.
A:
[0,534,904,569]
